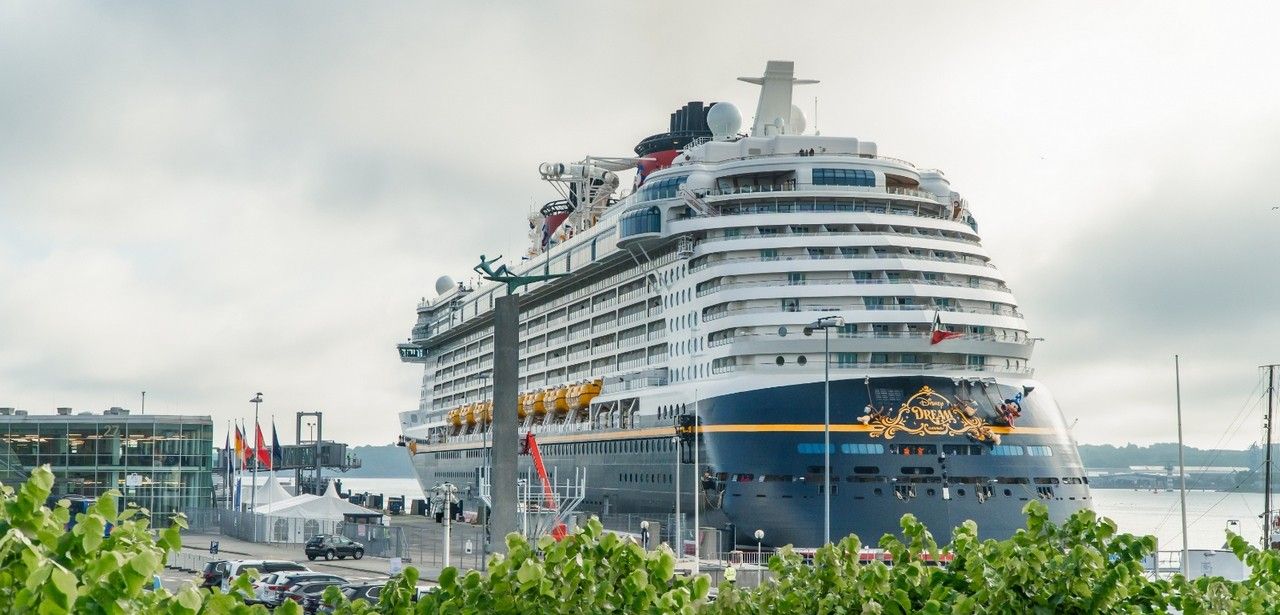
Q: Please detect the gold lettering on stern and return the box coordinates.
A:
[864,386,994,441]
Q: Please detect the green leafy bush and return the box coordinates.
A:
[0,465,274,615]
[10,466,1280,614]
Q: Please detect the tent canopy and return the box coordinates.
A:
[248,475,292,506]
[254,480,379,521]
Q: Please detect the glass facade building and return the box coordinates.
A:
[0,409,213,514]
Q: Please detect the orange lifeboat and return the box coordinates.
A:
[532,390,548,416]
[463,403,477,426]
[552,385,570,415]
[517,393,530,420]
[448,408,462,429]
[571,379,602,411]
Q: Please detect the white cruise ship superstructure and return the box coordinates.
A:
[397,61,1091,547]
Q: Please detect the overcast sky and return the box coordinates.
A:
[1,1,1277,449]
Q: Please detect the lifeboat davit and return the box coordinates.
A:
[552,385,570,415]
[481,400,493,424]
[532,390,548,416]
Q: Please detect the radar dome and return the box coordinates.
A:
[434,275,456,296]
[789,105,807,135]
[706,102,742,139]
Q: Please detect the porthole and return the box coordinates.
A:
[958,488,966,496]
[1004,489,1012,496]
[873,488,883,496]
[778,326,788,337]
[797,355,808,366]
[927,488,936,497]
[776,356,785,366]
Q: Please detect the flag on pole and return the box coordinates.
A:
[240,420,254,468]
[271,420,283,469]
[233,424,245,471]
[255,421,271,470]
[233,476,242,509]
[930,311,964,345]
[223,429,232,474]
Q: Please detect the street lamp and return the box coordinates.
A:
[804,315,844,545]
[640,520,650,550]
[477,371,491,572]
[753,529,765,586]
[436,482,458,569]
[672,434,681,560]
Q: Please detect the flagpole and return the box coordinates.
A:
[225,421,232,511]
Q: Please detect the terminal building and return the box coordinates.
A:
[0,406,213,514]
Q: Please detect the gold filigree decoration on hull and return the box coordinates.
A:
[865,386,992,441]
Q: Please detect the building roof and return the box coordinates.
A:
[254,480,379,520]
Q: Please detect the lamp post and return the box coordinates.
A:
[250,392,263,541]
[672,433,681,559]
[754,529,765,586]
[437,482,458,569]
[640,520,650,550]
[478,371,491,572]
[804,315,844,545]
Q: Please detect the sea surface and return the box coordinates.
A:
[1091,488,1269,551]
[324,478,1270,551]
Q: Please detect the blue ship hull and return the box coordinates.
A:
[412,375,1092,548]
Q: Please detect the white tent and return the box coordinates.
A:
[248,475,293,506]
[253,480,381,543]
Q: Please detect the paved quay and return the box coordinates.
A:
[163,528,457,594]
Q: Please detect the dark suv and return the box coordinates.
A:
[200,560,229,589]
[304,535,365,560]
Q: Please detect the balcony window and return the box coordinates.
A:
[788,272,805,285]
[637,175,688,202]
[812,168,875,187]
[782,298,800,312]
[870,353,889,364]
[967,355,986,367]
[619,206,661,238]
[760,248,778,261]
[864,297,885,309]
[836,352,858,366]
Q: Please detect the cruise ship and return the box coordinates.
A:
[397,61,1091,548]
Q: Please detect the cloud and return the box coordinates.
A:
[0,1,1277,448]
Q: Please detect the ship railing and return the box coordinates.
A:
[735,359,1034,375]
[697,229,979,247]
[696,277,1010,298]
[696,182,942,203]
[702,304,1023,323]
[708,330,1034,347]
[602,375,668,394]
[690,251,996,274]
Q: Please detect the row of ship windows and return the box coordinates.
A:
[726,472,1087,486]
[796,443,1053,457]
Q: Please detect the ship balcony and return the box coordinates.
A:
[696,277,1010,298]
[717,333,1035,361]
[702,303,1023,323]
[690,250,996,274]
[734,358,1034,376]
[696,182,942,204]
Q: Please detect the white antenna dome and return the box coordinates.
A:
[434,275,456,296]
[706,102,742,139]
[789,104,807,135]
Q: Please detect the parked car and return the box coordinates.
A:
[315,582,385,613]
[259,571,343,608]
[278,576,348,614]
[200,560,229,589]
[304,535,365,561]
[220,559,308,594]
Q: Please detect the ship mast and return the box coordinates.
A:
[1265,364,1278,549]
